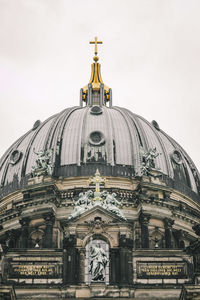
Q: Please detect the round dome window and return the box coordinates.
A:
[89,131,105,146]
[151,120,160,131]
[32,120,41,130]
[10,150,23,165]
[90,106,102,115]
[171,150,183,165]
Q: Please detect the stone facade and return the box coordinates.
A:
[0,172,200,300]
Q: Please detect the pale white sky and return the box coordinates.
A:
[0,0,200,170]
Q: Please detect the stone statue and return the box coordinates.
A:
[68,190,93,220]
[83,144,107,164]
[68,189,126,221]
[141,147,161,176]
[102,192,126,220]
[89,243,108,281]
[68,170,126,221]
[31,148,53,177]
[143,147,159,169]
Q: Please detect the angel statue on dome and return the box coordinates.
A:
[31,148,53,177]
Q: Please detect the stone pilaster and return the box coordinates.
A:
[110,248,119,284]
[79,248,86,284]
[7,229,20,248]
[118,235,133,285]
[43,213,55,248]
[164,218,174,248]
[63,235,78,284]
[139,212,151,248]
[19,217,30,248]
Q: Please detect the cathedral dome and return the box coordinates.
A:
[0,104,199,201]
[0,37,199,203]
[1,37,200,300]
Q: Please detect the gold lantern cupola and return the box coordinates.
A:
[80,37,112,107]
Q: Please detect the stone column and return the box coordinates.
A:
[110,248,119,284]
[63,248,68,284]
[79,249,86,284]
[43,213,55,248]
[139,212,151,248]
[7,229,21,248]
[118,235,133,285]
[63,235,78,284]
[19,217,30,248]
[164,218,174,248]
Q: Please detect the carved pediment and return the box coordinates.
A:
[67,205,127,224]
[68,189,126,221]
[63,206,131,248]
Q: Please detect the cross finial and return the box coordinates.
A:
[90,37,103,61]
[88,169,106,193]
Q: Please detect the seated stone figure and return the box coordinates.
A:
[68,190,93,219]
[102,192,126,220]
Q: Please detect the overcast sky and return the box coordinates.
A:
[0,0,200,170]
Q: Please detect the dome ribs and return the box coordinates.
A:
[43,108,69,151]
[102,107,115,166]
[52,107,81,169]
[0,105,199,198]
[43,107,78,169]
[60,107,85,166]
[121,108,149,175]
[77,107,89,166]
[106,108,132,166]
[112,107,136,169]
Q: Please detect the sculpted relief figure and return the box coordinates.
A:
[89,242,108,281]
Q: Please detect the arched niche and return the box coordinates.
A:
[85,237,110,284]
[29,228,45,248]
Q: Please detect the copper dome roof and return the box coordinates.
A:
[0,105,199,201]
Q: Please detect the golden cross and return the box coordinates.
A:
[90,36,103,56]
[88,169,106,193]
